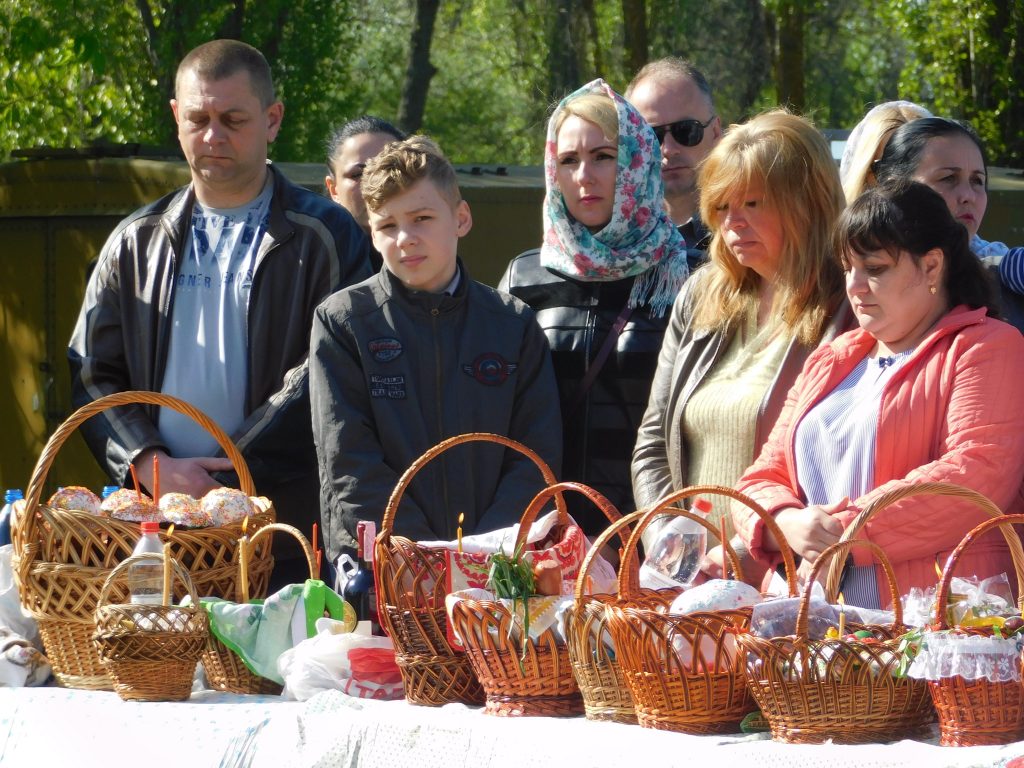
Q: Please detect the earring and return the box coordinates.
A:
[929,285,937,295]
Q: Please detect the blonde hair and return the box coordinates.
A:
[361,135,461,212]
[841,102,931,203]
[694,110,845,345]
[554,93,618,145]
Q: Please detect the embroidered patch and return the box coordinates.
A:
[369,374,406,399]
[462,354,517,386]
[368,337,403,363]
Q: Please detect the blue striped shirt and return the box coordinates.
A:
[794,349,913,608]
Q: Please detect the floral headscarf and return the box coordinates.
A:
[540,78,688,317]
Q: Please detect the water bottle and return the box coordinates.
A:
[101,485,120,500]
[343,520,380,634]
[640,498,710,589]
[0,489,23,547]
[128,521,164,605]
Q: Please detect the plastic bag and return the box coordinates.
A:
[279,618,404,701]
[639,505,708,590]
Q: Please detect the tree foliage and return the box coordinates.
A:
[1,0,1021,167]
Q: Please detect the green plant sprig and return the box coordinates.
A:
[488,544,535,664]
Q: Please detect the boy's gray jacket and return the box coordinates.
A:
[310,263,563,560]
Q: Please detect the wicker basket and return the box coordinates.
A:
[447,481,606,717]
[737,538,934,744]
[93,553,209,702]
[926,511,1024,746]
[374,432,565,707]
[202,522,319,695]
[604,484,798,734]
[12,390,275,690]
[565,506,741,724]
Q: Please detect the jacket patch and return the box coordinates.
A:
[463,353,517,386]
[369,374,406,399]
[368,337,403,363]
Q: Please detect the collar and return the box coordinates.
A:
[379,257,470,314]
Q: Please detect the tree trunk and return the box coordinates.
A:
[546,0,583,101]
[621,0,647,76]
[773,0,805,112]
[398,0,441,133]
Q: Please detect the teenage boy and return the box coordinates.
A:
[309,136,562,562]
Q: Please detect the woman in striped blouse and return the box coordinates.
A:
[732,180,1024,608]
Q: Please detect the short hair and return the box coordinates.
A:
[693,110,846,344]
[875,117,988,186]
[361,135,461,213]
[553,92,618,145]
[625,56,714,107]
[837,180,997,314]
[840,102,932,203]
[325,115,407,174]
[176,39,275,107]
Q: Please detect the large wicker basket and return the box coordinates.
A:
[374,432,565,707]
[12,391,275,690]
[201,522,319,695]
[737,538,934,744]
[565,506,740,724]
[446,481,607,717]
[605,484,798,734]
[93,553,209,702]
[927,511,1024,746]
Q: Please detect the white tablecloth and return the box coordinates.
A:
[2,686,1024,768]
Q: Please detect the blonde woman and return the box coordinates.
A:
[631,110,852,581]
[839,101,931,204]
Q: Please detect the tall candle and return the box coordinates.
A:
[153,453,160,503]
[457,512,464,553]
[239,535,250,603]
[838,592,846,637]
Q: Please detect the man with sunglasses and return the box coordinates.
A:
[626,58,721,261]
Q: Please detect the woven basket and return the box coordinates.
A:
[447,481,607,717]
[604,484,798,734]
[737,538,934,744]
[926,509,1024,746]
[12,390,275,690]
[202,522,319,695]
[565,506,741,724]
[93,553,209,702]
[374,432,565,707]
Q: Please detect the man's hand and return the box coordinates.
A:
[133,448,233,498]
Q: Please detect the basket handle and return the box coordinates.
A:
[244,522,317,599]
[96,552,199,610]
[575,506,745,602]
[511,480,619,554]
[616,484,798,599]
[16,391,256,589]
[377,432,564,541]
[795,539,902,639]
[933,513,1024,629]
[827,481,1022,600]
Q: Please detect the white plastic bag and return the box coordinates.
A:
[278,618,404,701]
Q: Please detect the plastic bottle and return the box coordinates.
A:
[0,489,23,547]
[128,521,164,605]
[101,485,120,500]
[640,498,710,589]
[343,520,380,634]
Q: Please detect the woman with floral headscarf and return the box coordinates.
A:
[500,79,689,534]
[631,110,854,584]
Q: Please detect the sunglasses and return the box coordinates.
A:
[651,115,716,148]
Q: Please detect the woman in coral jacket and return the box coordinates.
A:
[733,180,1024,609]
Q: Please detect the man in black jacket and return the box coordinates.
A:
[69,40,371,583]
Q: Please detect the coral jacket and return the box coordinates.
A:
[734,305,1024,606]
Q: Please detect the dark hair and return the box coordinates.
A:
[874,117,987,186]
[326,116,406,174]
[176,40,275,107]
[837,180,997,315]
[625,56,714,106]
